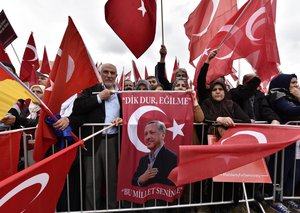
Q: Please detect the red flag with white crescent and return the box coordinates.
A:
[19,32,40,86]
[185,0,237,66]
[118,92,194,203]
[105,0,156,58]
[195,0,280,85]
[39,46,51,75]
[33,17,101,162]
[169,124,300,186]
[0,140,83,212]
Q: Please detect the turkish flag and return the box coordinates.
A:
[39,46,51,75]
[0,130,22,181]
[196,0,280,85]
[0,43,11,63]
[0,10,17,48]
[132,60,141,82]
[118,92,194,203]
[170,57,179,82]
[105,0,156,58]
[0,140,83,212]
[144,66,148,79]
[19,33,40,86]
[169,124,300,186]
[118,70,124,90]
[125,70,131,80]
[185,0,237,66]
[33,17,101,162]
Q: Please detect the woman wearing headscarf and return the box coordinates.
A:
[266,73,300,212]
[172,77,204,144]
[201,79,251,139]
[172,77,205,209]
[200,79,251,212]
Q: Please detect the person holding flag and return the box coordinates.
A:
[155,45,188,91]
[70,63,122,210]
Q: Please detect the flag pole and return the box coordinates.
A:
[217,0,253,50]
[160,0,165,45]
[10,43,21,65]
[122,66,125,91]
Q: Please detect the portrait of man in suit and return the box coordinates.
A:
[132,120,177,187]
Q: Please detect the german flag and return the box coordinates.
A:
[0,62,38,118]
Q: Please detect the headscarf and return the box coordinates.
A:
[269,73,297,91]
[175,68,188,78]
[135,80,150,90]
[205,79,234,118]
[172,77,189,90]
[27,85,45,119]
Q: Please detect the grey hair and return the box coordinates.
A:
[146,120,166,134]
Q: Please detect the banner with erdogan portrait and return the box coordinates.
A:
[118,92,194,203]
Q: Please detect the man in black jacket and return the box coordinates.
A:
[71,63,122,210]
[132,120,177,187]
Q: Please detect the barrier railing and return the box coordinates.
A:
[13,122,300,212]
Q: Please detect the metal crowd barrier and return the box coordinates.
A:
[17,123,300,212]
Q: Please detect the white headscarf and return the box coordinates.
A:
[27,85,45,119]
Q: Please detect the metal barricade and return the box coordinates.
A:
[16,122,297,212]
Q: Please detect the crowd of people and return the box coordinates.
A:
[0,44,300,213]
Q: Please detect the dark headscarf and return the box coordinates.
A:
[269,73,297,91]
[205,79,234,117]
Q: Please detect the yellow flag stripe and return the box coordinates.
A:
[0,79,38,119]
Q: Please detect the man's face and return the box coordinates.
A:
[147,78,158,90]
[37,76,48,86]
[100,64,117,89]
[144,123,164,151]
[124,80,134,90]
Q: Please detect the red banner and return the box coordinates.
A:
[0,140,83,212]
[118,92,193,203]
[0,10,17,48]
[0,130,22,181]
[169,124,300,186]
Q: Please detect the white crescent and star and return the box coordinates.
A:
[167,119,185,140]
[26,44,38,62]
[0,173,49,208]
[138,0,147,17]
[217,130,267,165]
[46,48,75,87]
[127,105,185,153]
[220,130,267,145]
[66,55,75,83]
[193,0,220,37]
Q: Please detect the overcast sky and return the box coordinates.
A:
[2,0,300,82]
